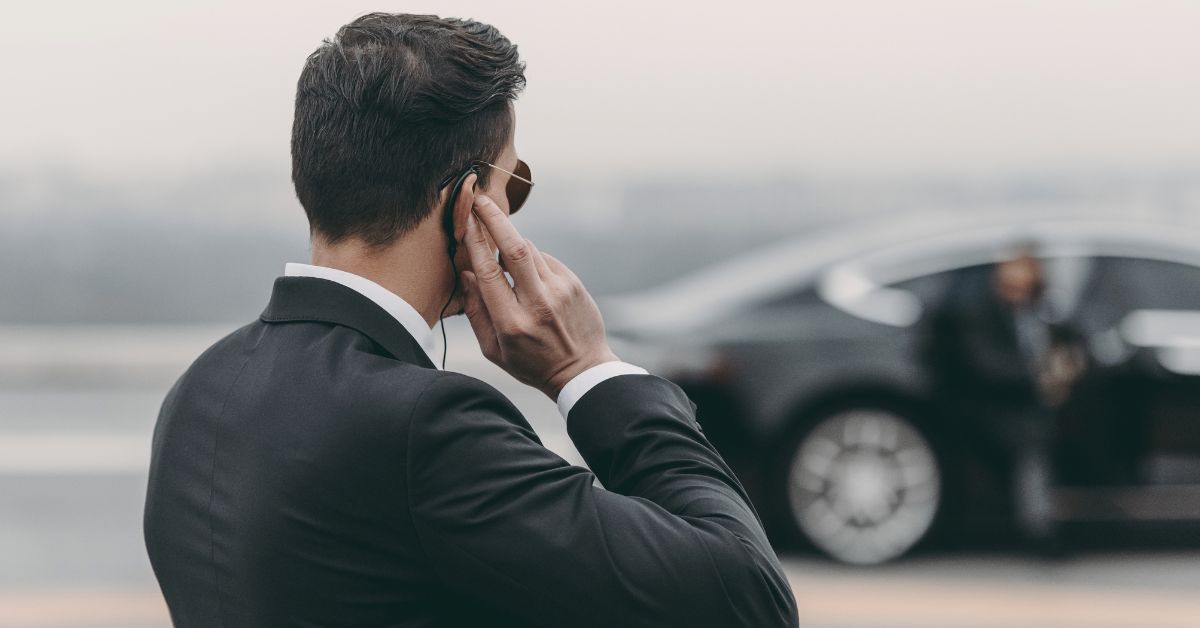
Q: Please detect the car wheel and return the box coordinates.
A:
[784,407,942,565]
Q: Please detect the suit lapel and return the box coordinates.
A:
[260,276,437,369]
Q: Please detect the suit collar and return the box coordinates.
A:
[282,262,438,363]
[260,276,438,370]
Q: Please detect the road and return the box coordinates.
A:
[2,322,1199,627]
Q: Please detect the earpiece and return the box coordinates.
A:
[442,164,480,259]
[436,163,480,369]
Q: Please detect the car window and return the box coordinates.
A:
[888,266,976,307]
[1076,256,1200,319]
[757,286,824,309]
[1100,257,1200,310]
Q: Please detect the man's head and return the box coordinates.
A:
[993,243,1045,306]
[291,13,526,248]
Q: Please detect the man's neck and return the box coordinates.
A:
[309,225,449,328]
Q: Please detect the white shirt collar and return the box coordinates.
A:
[283,263,440,368]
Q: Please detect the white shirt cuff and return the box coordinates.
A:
[556,361,649,419]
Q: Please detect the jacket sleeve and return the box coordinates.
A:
[405,371,798,628]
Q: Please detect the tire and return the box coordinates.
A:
[782,407,943,565]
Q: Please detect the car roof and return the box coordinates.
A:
[605,207,1200,334]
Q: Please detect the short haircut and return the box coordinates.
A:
[291,13,526,246]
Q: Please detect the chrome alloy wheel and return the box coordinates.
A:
[787,408,941,564]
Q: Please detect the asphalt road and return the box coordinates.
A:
[3,322,1199,627]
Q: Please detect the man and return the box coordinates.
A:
[920,245,1083,550]
[143,13,796,628]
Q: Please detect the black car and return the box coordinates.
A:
[604,212,1200,564]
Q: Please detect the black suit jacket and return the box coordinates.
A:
[920,265,1042,403]
[144,276,797,627]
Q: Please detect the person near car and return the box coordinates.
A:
[920,243,1085,549]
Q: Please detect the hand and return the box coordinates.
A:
[458,194,619,400]
[1038,344,1085,408]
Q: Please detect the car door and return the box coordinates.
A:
[1067,256,1200,492]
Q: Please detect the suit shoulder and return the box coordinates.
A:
[424,369,508,397]
[341,360,510,417]
[408,369,516,410]
[171,322,264,385]
[405,370,535,433]
[191,320,266,363]
[154,321,265,419]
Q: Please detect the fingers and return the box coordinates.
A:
[539,251,578,282]
[525,238,553,280]
[472,195,546,300]
[463,208,519,321]
[460,271,500,361]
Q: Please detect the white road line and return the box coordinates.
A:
[0,431,579,475]
[0,432,149,474]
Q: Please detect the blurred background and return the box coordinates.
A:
[3,1,1200,626]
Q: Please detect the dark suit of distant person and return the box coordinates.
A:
[921,253,1082,545]
[142,13,796,628]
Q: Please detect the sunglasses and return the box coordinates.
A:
[438,159,534,215]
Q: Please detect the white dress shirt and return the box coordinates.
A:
[284,263,647,418]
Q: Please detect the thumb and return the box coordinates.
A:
[461,271,500,360]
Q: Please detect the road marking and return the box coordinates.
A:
[0,430,581,475]
[0,433,148,474]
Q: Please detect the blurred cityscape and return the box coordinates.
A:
[6,166,1200,325]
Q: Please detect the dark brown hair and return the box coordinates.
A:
[291,13,526,246]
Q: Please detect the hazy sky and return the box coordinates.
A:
[2,0,1199,182]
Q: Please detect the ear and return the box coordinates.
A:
[451,172,478,245]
